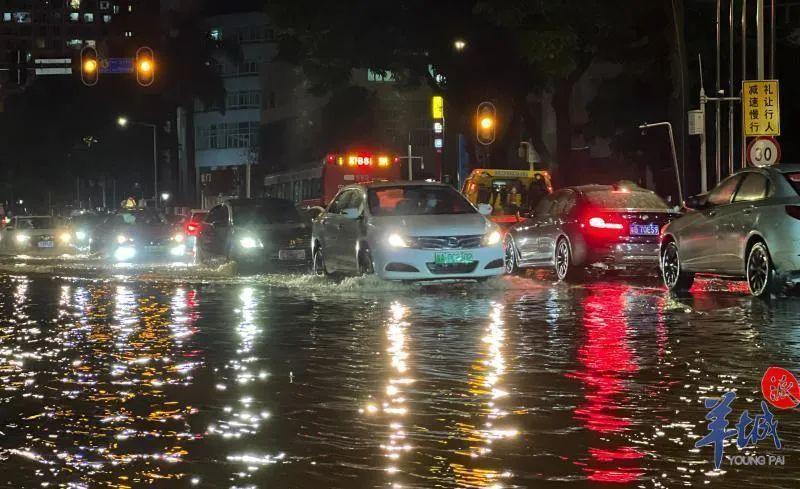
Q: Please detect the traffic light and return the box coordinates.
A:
[476,101,496,145]
[80,46,99,86]
[135,46,155,87]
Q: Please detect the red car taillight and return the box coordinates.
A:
[584,212,626,238]
[786,205,800,220]
[185,222,200,236]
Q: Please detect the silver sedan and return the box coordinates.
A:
[661,165,800,297]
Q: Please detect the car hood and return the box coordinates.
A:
[115,225,177,241]
[371,213,490,237]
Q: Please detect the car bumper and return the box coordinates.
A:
[372,245,505,281]
[579,241,661,269]
[110,244,191,263]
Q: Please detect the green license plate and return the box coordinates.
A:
[434,252,473,265]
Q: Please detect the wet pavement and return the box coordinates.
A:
[0,267,799,489]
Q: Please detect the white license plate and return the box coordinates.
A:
[279,249,306,261]
[145,246,165,253]
[630,223,660,236]
[37,241,54,248]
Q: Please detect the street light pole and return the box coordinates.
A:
[639,122,684,205]
[118,116,158,208]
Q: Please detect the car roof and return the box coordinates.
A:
[15,215,53,219]
[346,180,451,190]
[558,184,658,194]
[226,197,295,206]
[766,164,800,174]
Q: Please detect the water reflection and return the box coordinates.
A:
[451,302,514,488]
[570,285,643,483]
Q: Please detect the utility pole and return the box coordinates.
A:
[757,0,765,78]
[639,122,684,205]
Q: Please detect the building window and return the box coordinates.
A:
[2,13,10,22]
[66,39,82,48]
[69,0,81,9]
[113,5,119,14]
[226,90,261,109]
[197,122,259,151]
[83,13,93,22]
[367,69,395,83]
[35,38,45,49]
[209,28,221,41]
[13,12,31,23]
[99,0,110,10]
[103,15,111,23]
[69,12,79,22]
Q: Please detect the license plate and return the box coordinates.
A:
[630,223,660,236]
[278,249,306,261]
[434,252,473,265]
[37,241,54,248]
[145,246,165,253]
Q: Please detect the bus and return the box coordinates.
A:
[263,151,402,208]
[462,168,553,227]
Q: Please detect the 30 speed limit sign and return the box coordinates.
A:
[747,136,781,167]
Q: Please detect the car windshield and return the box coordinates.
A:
[368,186,476,216]
[232,201,304,225]
[115,211,166,226]
[14,217,54,229]
[584,190,669,210]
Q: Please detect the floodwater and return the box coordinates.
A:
[0,268,799,489]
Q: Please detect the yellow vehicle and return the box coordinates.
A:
[462,169,553,226]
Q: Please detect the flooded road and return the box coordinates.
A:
[0,270,799,489]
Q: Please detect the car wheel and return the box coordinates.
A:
[358,247,375,275]
[504,235,519,275]
[661,241,694,294]
[554,237,580,282]
[746,241,779,298]
[312,245,328,276]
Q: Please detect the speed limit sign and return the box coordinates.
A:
[747,136,781,167]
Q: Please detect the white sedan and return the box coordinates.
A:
[311,181,504,281]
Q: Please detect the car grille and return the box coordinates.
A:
[410,235,482,250]
[426,261,478,274]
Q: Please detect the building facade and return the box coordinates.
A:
[194,11,271,206]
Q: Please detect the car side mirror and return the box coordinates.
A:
[477,203,493,216]
[342,208,362,220]
[684,194,709,210]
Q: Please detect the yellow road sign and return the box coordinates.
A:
[432,95,444,119]
[743,80,780,137]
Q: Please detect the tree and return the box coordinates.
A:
[265,0,662,182]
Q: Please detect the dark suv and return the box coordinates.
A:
[196,198,311,270]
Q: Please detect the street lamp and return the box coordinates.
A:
[118,115,159,208]
[454,39,466,51]
[161,192,170,203]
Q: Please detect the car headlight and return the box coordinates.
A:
[75,230,88,241]
[239,236,262,249]
[173,233,185,243]
[170,244,186,256]
[117,234,131,244]
[15,233,30,243]
[114,246,136,262]
[387,233,409,248]
[59,232,71,243]
[482,230,502,246]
